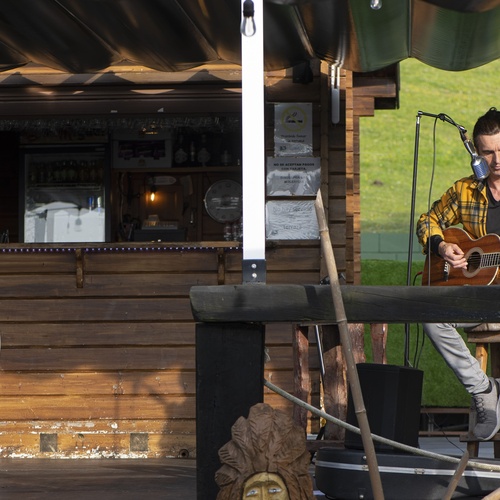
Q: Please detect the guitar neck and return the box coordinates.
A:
[482,252,500,268]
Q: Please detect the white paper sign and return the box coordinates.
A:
[266,200,319,240]
[274,103,313,157]
[266,157,320,196]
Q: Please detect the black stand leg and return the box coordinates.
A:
[196,322,265,499]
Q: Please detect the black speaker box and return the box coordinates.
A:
[344,363,423,452]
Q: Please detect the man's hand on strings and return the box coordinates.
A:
[438,241,467,269]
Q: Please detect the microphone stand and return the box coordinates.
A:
[404,111,423,365]
[405,110,463,366]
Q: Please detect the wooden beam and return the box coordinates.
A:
[195,322,265,499]
[190,284,500,324]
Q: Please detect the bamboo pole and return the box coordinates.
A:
[442,450,470,500]
[314,189,385,500]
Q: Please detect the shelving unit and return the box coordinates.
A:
[110,166,242,243]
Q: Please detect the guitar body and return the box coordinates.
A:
[422,227,500,286]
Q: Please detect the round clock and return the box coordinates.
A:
[204,180,242,223]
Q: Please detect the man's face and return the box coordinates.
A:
[476,132,500,179]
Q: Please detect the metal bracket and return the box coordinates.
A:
[242,259,266,284]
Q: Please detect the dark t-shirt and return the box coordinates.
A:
[486,185,500,235]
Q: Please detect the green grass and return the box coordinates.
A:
[361,260,470,407]
[360,58,500,233]
[358,59,500,407]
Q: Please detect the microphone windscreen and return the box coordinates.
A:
[472,156,489,180]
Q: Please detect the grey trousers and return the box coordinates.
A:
[423,323,490,395]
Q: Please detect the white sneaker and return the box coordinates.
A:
[472,377,500,441]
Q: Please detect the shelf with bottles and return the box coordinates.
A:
[112,165,241,174]
[26,159,105,188]
[171,127,241,169]
[27,182,104,191]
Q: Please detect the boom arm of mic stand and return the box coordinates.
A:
[418,110,457,127]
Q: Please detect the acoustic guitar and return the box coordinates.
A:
[422,227,500,286]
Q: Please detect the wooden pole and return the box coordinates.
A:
[314,190,385,500]
[442,450,470,500]
[196,322,265,499]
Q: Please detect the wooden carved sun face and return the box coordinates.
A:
[242,472,289,499]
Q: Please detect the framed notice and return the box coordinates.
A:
[266,157,320,196]
[274,103,313,157]
[112,129,172,169]
[266,200,319,240]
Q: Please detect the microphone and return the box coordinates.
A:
[459,128,490,180]
[419,112,490,180]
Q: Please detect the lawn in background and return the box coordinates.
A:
[360,58,500,234]
[358,59,500,408]
[361,259,471,407]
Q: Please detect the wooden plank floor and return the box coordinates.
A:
[0,458,196,500]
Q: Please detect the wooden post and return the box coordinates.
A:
[315,190,384,500]
[321,324,346,441]
[370,323,388,364]
[292,324,310,429]
[196,322,265,500]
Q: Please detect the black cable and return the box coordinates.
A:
[414,117,440,367]
[424,117,439,286]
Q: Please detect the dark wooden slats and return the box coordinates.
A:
[0,244,322,458]
[0,322,196,346]
[0,298,193,322]
[0,347,196,371]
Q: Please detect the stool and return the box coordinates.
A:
[460,323,500,457]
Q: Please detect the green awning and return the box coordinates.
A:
[0,0,496,74]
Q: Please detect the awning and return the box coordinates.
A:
[0,0,497,75]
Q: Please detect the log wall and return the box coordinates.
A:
[0,61,398,457]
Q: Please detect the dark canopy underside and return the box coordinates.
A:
[0,0,497,75]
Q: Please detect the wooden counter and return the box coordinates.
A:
[0,240,321,458]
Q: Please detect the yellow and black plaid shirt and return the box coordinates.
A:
[417,175,488,254]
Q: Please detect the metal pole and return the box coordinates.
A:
[404,111,422,365]
[241,0,266,284]
[314,190,384,500]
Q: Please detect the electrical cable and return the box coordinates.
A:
[265,379,500,473]
[411,116,441,368]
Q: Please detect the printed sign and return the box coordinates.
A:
[266,157,320,196]
[274,103,313,157]
[266,200,319,240]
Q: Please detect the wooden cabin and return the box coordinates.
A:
[0,60,398,458]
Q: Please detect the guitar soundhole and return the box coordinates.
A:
[467,251,481,273]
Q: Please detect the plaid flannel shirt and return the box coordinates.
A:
[416,175,488,254]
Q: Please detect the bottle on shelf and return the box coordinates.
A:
[220,134,234,166]
[221,148,232,166]
[197,133,211,167]
[173,130,188,167]
[224,223,233,241]
[188,135,198,167]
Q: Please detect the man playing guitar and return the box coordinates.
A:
[417,107,500,442]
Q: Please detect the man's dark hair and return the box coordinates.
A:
[473,107,500,148]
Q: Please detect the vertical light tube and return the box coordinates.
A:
[241,0,265,274]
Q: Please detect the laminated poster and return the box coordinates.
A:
[266,157,320,196]
[266,200,319,240]
[274,103,313,157]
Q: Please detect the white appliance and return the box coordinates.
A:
[21,145,109,243]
